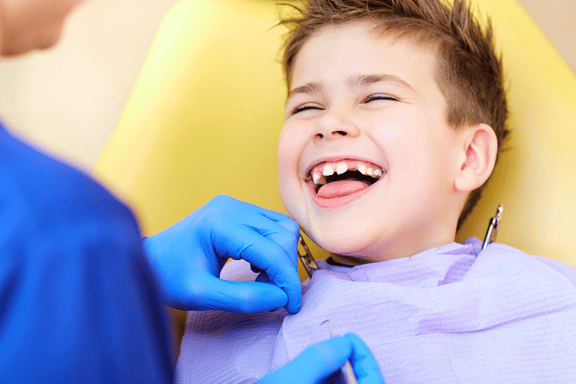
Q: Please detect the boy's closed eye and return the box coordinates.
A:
[290,103,324,115]
[289,93,399,115]
[363,93,399,103]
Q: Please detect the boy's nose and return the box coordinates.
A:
[313,112,360,142]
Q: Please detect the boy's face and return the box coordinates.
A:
[278,22,467,263]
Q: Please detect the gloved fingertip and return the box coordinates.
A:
[285,281,303,314]
[245,283,288,313]
[262,291,289,313]
[276,217,300,235]
[285,297,302,314]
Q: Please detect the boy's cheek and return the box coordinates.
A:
[276,161,296,208]
[277,143,301,180]
[277,183,304,233]
[276,155,293,184]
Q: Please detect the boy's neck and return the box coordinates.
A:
[328,236,457,267]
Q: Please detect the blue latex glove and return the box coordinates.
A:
[258,333,385,384]
[143,195,302,313]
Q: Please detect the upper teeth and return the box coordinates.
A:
[309,160,385,185]
[336,162,347,175]
[323,165,334,176]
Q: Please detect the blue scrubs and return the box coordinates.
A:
[0,123,173,383]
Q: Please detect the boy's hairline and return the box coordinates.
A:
[284,19,449,94]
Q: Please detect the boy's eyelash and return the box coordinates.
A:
[291,104,322,115]
[364,94,398,102]
[290,94,397,115]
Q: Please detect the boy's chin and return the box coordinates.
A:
[313,236,381,261]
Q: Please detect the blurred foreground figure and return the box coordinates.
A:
[0,1,384,383]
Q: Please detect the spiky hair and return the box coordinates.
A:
[279,0,509,228]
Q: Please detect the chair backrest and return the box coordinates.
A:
[94,0,576,270]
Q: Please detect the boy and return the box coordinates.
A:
[176,0,576,382]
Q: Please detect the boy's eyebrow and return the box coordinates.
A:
[347,74,415,91]
[288,74,414,101]
[288,81,324,100]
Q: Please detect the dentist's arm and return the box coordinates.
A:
[259,334,385,384]
[143,195,302,314]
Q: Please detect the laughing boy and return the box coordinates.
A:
[176,0,576,382]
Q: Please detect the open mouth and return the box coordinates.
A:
[305,159,386,199]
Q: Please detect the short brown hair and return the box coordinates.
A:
[279,0,509,229]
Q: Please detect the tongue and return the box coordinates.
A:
[317,180,369,198]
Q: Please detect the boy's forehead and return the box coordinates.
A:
[291,21,441,93]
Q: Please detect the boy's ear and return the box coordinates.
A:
[454,123,498,193]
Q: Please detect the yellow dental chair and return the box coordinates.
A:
[92,0,576,353]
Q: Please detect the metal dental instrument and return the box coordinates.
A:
[320,320,358,384]
[482,204,503,250]
[298,235,319,278]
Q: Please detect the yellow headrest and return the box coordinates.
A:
[94,0,576,267]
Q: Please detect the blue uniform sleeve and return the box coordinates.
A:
[0,126,173,383]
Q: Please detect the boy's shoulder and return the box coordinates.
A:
[530,254,576,287]
[465,240,576,296]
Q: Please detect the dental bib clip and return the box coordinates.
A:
[482,204,503,250]
[298,235,319,278]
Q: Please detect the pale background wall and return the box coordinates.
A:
[0,0,574,170]
[0,0,179,170]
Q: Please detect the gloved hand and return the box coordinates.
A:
[143,195,302,313]
[258,333,385,384]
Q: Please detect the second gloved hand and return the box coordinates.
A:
[258,333,385,384]
[143,195,302,313]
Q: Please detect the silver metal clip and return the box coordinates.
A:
[298,235,318,278]
[482,204,503,250]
